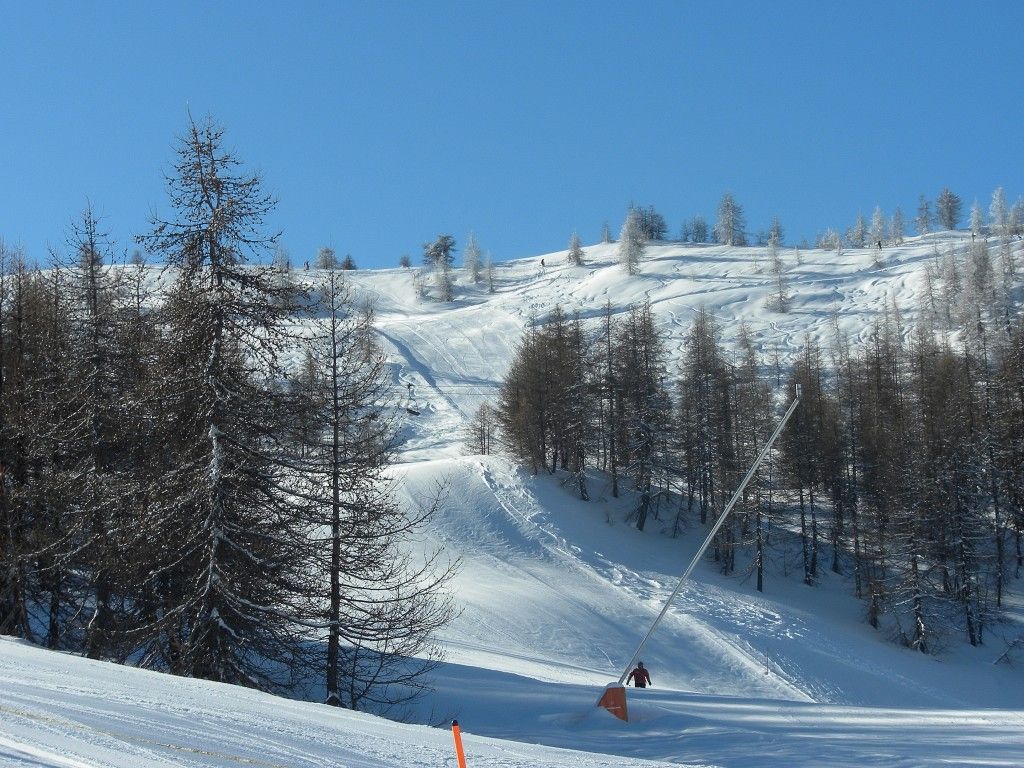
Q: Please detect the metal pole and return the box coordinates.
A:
[613,387,801,686]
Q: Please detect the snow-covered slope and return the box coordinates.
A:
[3,237,1024,767]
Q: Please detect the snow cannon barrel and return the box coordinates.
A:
[597,683,628,722]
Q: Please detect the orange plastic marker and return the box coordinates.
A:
[451,720,467,768]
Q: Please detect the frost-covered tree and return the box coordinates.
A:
[567,231,585,266]
[618,208,645,275]
[679,219,693,242]
[463,233,482,283]
[633,205,668,241]
[969,236,994,301]
[818,228,842,255]
[399,254,411,268]
[423,234,456,302]
[423,234,456,268]
[848,213,867,248]
[692,215,709,243]
[434,262,454,302]
[768,236,790,312]
[890,207,905,245]
[769,216,784,246]
[870,206,886,248]
[601,221,612,243]
[1011,199,1024,238]
[990,186,1008,237]
[915,195,932,236]
[481,252,493,294]
[936,187,962,231]
[714,193,746,246]
[316,246,338,269]
[340,253,357,270]
[970,200,984,236]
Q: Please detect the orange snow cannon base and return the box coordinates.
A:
[597,683,629,722]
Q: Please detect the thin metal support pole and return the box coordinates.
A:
[612,387,801,687]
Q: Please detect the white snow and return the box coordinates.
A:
[3,236,1024,767]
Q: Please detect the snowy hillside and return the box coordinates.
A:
[345,234,1003,461]
[4,236,1024,767]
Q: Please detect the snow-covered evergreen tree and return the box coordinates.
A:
[936,187,962,230]
[990,186,1008,237]
[692,215,709,243]
[890,207,905,245]
[848,213,867,248]
[567,231,585,266]
[484,251,495,293]
[714,193,747,246]
[970,200,984,236]
[618,208,645,275]
[1011,198,1024,237]
[423,234,456,301]
[423,234,456,268]
[463,233,482,283]
[915,195,931,236]
[769,236,790,312]
[817,228,842,254]
[317,246,338,269]
[870,206,886,248]
[435,262,454,301]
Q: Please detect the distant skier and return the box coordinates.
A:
[626,661,652,688]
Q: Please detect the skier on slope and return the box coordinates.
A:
[626,661,652,688]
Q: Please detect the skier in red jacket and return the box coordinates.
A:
[626,661,652,688]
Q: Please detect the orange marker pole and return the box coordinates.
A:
[451,720,467,768]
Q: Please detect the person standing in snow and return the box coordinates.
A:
[627,661,652,688]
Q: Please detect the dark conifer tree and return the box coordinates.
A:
[134,115,308,688]
[295,271,454,711]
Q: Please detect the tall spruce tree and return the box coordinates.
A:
[135,115,307,689]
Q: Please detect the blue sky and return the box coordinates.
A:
[2,1,1022,268]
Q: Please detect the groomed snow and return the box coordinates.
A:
[3,236,1023,766]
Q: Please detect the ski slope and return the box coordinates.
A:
[3,237,1024,766]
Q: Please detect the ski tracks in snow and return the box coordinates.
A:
[473,458,809,700]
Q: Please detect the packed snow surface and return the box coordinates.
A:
[3,237,1024,766]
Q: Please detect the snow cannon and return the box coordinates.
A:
[597,683,628,722]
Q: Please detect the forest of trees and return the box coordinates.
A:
[492,234,1024,653]
[648,186,1022,255]
[0,118,454,712]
